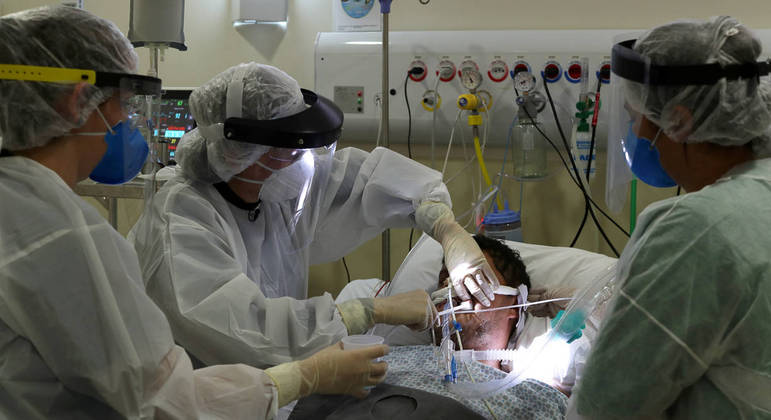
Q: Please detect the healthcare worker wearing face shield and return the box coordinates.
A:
[568,17,771,419]
[130,62,499,369]
[0,7,390,419]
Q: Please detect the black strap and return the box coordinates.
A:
[0,149,14,157]
[213,182,262,222]
[222,89,343,149]
[612,39,771,86]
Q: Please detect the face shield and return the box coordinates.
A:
[607,39,771,189]
[0,64,161,127]
[0,64,160,134]
[217,88,343,245]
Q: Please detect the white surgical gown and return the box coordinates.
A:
[571,158,771,419]
[131,146,450,368]
[0,156,282,419]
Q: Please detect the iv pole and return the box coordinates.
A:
[379,0,392,282]
[377,0,431,282]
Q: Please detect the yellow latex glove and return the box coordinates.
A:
[265,342,389,407]
[337,290,437,334]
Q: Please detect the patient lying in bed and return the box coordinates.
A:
[334,235,605,419]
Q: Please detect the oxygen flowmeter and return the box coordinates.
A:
[571,57,601,183]
[512,71,548,180]
[456,67,502,211]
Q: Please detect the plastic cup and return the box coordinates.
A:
[342,334,384,350]
[342,335,385,389]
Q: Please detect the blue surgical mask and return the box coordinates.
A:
[82,109,149,185]
[625,121,677,188]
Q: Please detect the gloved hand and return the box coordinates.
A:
[337,290,437,334]
[265,342,389,406]
[374,289,437,331]
[551,309,586,344]
[526,287,575,318]
[415,201,499,307]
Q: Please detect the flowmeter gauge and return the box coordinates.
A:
[461,70,482,90]
[459,60,481,90]
[514,71,536,93]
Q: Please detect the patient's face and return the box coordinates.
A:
[434,253,519,352]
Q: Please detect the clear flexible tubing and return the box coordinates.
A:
[441,109,464,177]
[430,76,441,169]
[454,349,519,363]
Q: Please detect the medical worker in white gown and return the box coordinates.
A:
[130,61,501,368]
[567,17,771,419]
[0,6,390,419]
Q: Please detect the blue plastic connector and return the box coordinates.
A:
[379,0,392,13]
[452,320,463,332]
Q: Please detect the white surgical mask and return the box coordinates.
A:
[231,157,285,184]
[232,175,265,185]
[258,157,314,203]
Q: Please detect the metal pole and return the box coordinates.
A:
[141,46,162,176]
[148,45,160,78]
[380,10,391,282]
[108,197,118,229]
[381,14,389,149]
[139,46,164,211]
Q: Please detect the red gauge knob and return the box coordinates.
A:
[568,63,582,80]
[600,63,611,83]
[408,60,427,82]
[437,60,456,82]
[488,60,509,83]
[544,63,561,82]
[514,63,530,75]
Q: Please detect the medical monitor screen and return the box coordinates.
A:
[157,89,195,160]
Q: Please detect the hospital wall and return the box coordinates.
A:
[2,0,768,298]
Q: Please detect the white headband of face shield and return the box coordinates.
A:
[436,284,527,316]
[436,285,572,318]
[226,65,248,119]
[492,285,520,296]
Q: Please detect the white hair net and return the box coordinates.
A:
[626,16,771,157]
[177,62,307,183]
[0,6,138,151]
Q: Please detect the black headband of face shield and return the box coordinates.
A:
[223,89,344,149]
[95,72,162,96]
[0,64,162,96]
[612,39,771,85]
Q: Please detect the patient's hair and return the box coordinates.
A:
[472,235,531,290]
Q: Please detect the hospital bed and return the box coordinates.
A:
[280,236,617,419]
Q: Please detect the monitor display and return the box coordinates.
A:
[156,89,195,161]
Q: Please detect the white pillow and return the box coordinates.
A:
[384,233,617,297]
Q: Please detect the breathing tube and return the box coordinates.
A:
[454,348,519,363]
[447,262,618,399]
